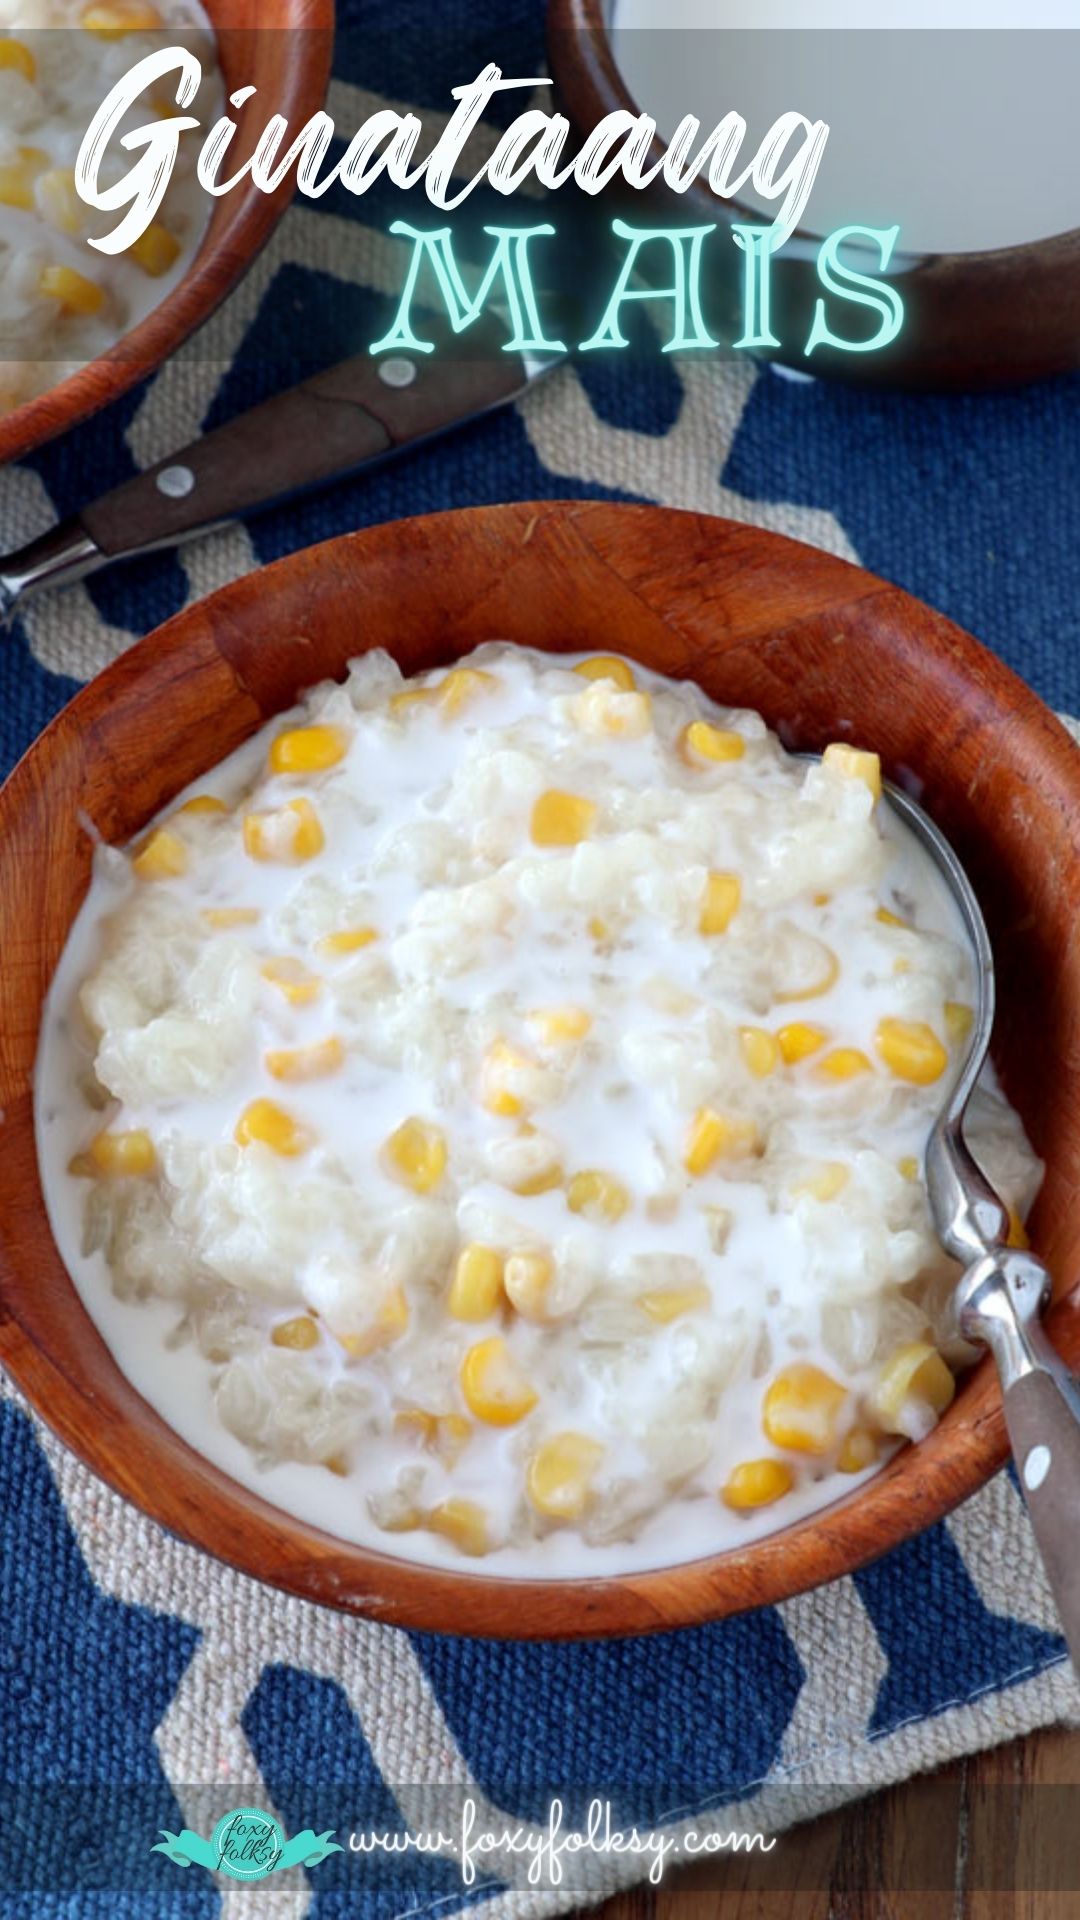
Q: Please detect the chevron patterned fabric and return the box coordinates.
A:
[2,1,1080,1908]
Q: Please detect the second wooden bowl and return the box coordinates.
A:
[547,0,1080,389]
[2,501,1079,1636]
[0,0,334,468]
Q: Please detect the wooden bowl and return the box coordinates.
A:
[0,0,334,468]
[547,0,1080,389]
[2,501,1079,1637]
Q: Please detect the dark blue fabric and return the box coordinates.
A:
[722,369,1080,712]
[242,1666,497,1913]
[854,1522,1065,1736]
[412,1613,804,1825]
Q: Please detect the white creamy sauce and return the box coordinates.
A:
[0,0,222,415]
[610,0,1080,256]
[34,644,1041,1579]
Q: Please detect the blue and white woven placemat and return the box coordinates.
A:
[4,1,1080,1908]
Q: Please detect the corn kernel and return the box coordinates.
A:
[460,1335,538,1426]
[572,682,652,739]
[338,1284,409,1358]
[530,788,597,847]
[777,1022,829,1064]
[316,926,378,958]
[837,1427,879,1473]
[383,1116,447,1193]
[0,160,36,211]
[489,1124,564,1197]
[427,1498,489,1556]
[870,1342,955,1434]
[721,1458,794,1511]
[526,1431,603,1520]
[527,1004,592,1047]
[822,741,882,801]
[234,1098,312,1157]
[448,1243,504,1322]
[81,1,163,35]
[573,654,636,690]
[271,1315,319,1351]
[503,1251,554,1322]
[876,906,908,929]
[588,916,609,943]
[875,1017,948,1086]
[243,796,324,863]
[132,827,188,881]
[269,724,348,775]
[394,1410,471,1465]
[740,1026,780,1077]
[203,907,260,929]
[898,1155,920,1182]
[1007,1206,1030,1251]
[817,1047,873,1081]
[128,220,181,277]
[480,1040,535,1118]
[35,167,81,235]
[763,1362,848,1455]
[179,793,228,815]
[508,1158,563,1197]
[388,685,433,717]
[683,1107,760,1176]
[395,1407,438,1448]
[945,1001,975,1047]
[372,1499,423,1535]
[637,1283,711,1323]
[773,942,840,1003]
[81,1128,156,1177]
[566,1168,630,1224]
[0,39,36,81]
[700,870,741,935]
[792,1162,850,1203]
[680,720,745,765]
[264,1037,345,1083]
[437,667,499,716]
[39,264,104,315]
[261,956,321,1005]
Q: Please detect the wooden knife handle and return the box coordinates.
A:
[1002,1364,1080,1665]
[958,1247,1080,1669]
[80,309,529,560]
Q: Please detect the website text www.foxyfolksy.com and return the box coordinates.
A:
[348,1796,776,1887]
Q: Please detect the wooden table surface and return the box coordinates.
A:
[589,1723,1080,1919]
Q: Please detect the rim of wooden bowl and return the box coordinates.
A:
[0,0,335,468]
[2,500,1079,1638]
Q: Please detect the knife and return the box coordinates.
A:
[0,310,563,623]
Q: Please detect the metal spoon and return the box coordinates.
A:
[883,776,1080,1663]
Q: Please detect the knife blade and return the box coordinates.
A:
[0,308,563,624]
